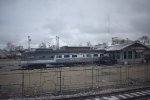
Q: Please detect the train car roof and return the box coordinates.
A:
[22,49,105,55]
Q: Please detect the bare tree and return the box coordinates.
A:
[39,42,47,48]
[87,41,92,47]
[102,42,108,48]
[6,42,15,51]
[5,42,16,58]
[15,46,24,52]
[138,36,150,44]
[78,42,83,46]
[4,42,24,58]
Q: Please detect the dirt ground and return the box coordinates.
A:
[0,59,20,70]
[0,59,150,98]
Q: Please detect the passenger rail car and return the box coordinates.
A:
[21,49,105,68]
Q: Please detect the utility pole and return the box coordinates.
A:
[58,36,59,50]
[56,36,57,50]
[105,14,110,34]
[28,36,31,51]
[56,36,59,50]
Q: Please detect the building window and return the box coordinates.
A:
[56,55,62,58]
[116,51,120,59]
[64,55,70,58]
[128,51,132,59]
[124,51,127,59]
[87,54,91,57]
[117,55,120,59]
[135,51,140,59]
[112,52,115,59]
[72,55,77,58]
[93,54,98,57]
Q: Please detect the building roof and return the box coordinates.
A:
[106,42,150,51]
[60,46,91,51]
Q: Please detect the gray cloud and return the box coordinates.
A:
[0,0,150,48]
[131,16,150,34]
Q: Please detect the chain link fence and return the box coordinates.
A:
[0,64,150,98]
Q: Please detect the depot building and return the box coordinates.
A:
[106,42,150,64]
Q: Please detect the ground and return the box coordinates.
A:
[0,59,149,99]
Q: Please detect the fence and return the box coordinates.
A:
[0,64,150,98]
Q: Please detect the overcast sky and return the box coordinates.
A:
[0,0,150,48]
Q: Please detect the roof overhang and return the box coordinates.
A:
[106,42,150,52]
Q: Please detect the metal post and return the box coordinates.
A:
[127,65,129,86]
[109,68,110,85]
[40,69,42,90]
[148,63,149,82]
[126,65,129,86]
[22,70,24,97]
[91,56,94,88]
[98,68,100,87]
[92,66,93,88]
[120,66,122,85]
[28,70,30,89]
[59,68,62,93]
[100,67,103,89]
[146,63,148,82]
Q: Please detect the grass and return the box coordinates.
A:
[0,59,20,64]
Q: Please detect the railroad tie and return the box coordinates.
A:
[135,92,146,96]
[130,93,140,96]
[94,98,101,100]
[103,96,119,100]
[124,94,134,98]
[117,95,127,99]
[145,90,150,93]
[141,91,150,94]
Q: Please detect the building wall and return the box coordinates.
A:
[109,45,148,64]
[117,50,144,64]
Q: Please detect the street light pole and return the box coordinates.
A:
[28,36,31,51]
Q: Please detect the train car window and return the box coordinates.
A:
[28,56,35,60]
[43,56,45,58]
[39,56,45,59]
[100,54,104,57]
[51,55,54,58]
[93,54,98,57]
[72,55,77,58]
[56,55,62,58]
[87,54,91,57]
[64,55,70,58]
[48,55,54,59]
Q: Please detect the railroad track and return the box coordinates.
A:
[14,86,150,100]
[50,86,150,100]
[81,87,150,100]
